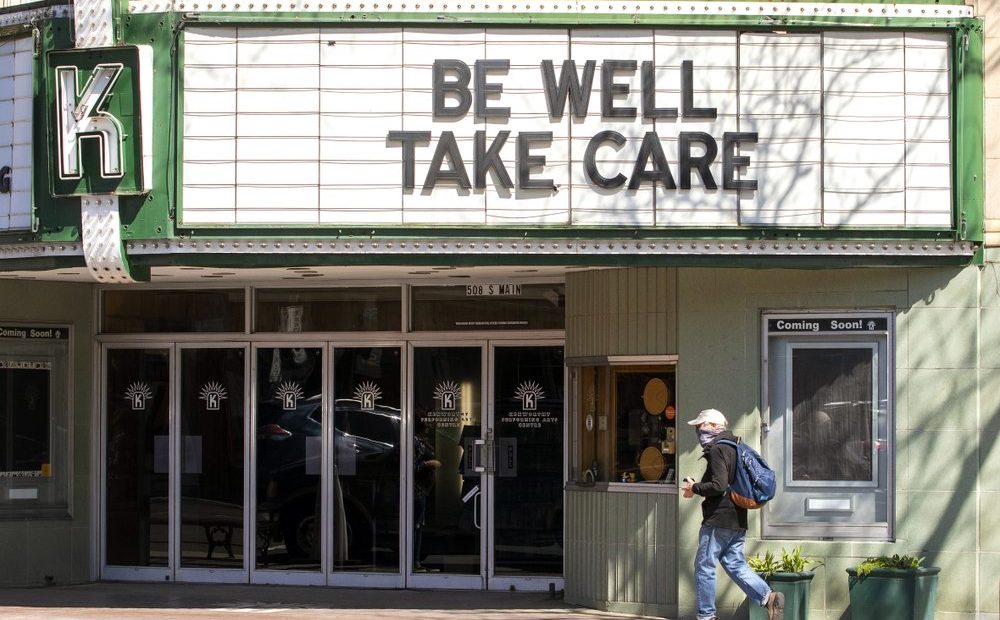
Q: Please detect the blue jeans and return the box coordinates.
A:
[695,525,771,620]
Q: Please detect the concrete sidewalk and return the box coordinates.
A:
[0,582,645,620]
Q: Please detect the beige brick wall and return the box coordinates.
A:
[984,0,1000,245]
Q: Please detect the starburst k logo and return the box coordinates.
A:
[124,381,154,411]
[275,381,305,411]
[514,380,545,411]
[354,381,382,411]
[433,380,461,411]
[199,381,229,411]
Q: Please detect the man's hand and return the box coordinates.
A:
[681,477,695,498]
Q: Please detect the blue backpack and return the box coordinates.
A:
[716,438,776,509]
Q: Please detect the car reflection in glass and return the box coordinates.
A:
[257,397,400,566]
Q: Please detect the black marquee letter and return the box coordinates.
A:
[475,59,510,120]
[387,131,431,190]
[722,132,758,190]
[433,60,473,118]
[423,131,471,190]
[541,60,595,120]
[681,60,717,120]
[641,61,677,120]
[629,132,676,190]
[678,132,718,190]
[475,130,513,190]
[601,60,638,119]
[517,132,554,191]
[584,131,627,189]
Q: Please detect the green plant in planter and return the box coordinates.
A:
[855,554,923,576]
[749,547,823,579]
[747,547,820,620]
[847,554,939,620]
[748,550,782,579]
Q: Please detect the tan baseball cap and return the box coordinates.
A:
[687,408,728,427]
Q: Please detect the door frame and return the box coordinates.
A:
[99,342,175,582]
[485,339,565,593]
[325,340,407,589]
[96,334,565,589]
[174,342,251,584]
[100,342,253,583]
[249,341,327,586]
[405,340,488,590]
[404,339,566,592]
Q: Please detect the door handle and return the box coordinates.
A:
[473,438,485,473]
[461,484,482,531]
[485,428,495,475]
[473,490,480,530]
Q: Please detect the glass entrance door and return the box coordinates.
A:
[253,345,324,581]
[177,346,247,581]
[103,345,248,582]
[488,344,564,590]
[407,343,564,590]
[409,346,484,588]
[102,340,562,589]
[104,347,171,578]
[329,346,402,583]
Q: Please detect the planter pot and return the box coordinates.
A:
[749,571,814,620]
[846,567,940,620]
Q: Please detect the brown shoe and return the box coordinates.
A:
[765,591,785,620]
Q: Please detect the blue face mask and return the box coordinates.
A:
[697,427,723,447]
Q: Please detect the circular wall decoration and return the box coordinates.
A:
[642,378,670,415]
[639,446,665,481]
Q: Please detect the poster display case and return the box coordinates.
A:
[568,356,677,488]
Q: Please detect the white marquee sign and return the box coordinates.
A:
[0,36,34,232]
[181,27,952,230]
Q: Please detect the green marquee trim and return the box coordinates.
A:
[11,11,987,270]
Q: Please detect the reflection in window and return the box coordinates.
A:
[255,347,324,571]
[791,348,874,483]
[256,288,401,332]
[102,290,245,333]
[332,347,401,573]
[105,349,170,567]
[568,360,677,485]
[411,284,565,331]
[614,369,677,484]
[0,361,50,474]
[0,333,70,518]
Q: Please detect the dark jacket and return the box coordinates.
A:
[692,430,747,530]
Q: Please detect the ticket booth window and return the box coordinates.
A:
[0,325,71,518]
[568,357,677,487]
[762,313,893,539]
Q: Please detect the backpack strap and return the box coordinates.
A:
[713,438,740,489]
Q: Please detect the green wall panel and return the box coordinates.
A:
[566,261,993,616]
[0,280,94,586]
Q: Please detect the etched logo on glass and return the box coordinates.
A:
[434,380,461,412]
[514,380,545,411]
[354,380,382,412]
[124,381,153,411]
[199,381,228,411]
[275,381,305,411]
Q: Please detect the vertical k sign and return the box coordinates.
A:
[56,63,124,181]
[46,46,153,197]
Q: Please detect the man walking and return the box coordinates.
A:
[681,408,784,620]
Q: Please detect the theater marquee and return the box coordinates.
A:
[179,28,953,232]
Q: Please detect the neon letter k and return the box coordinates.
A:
[56,64,125,180]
